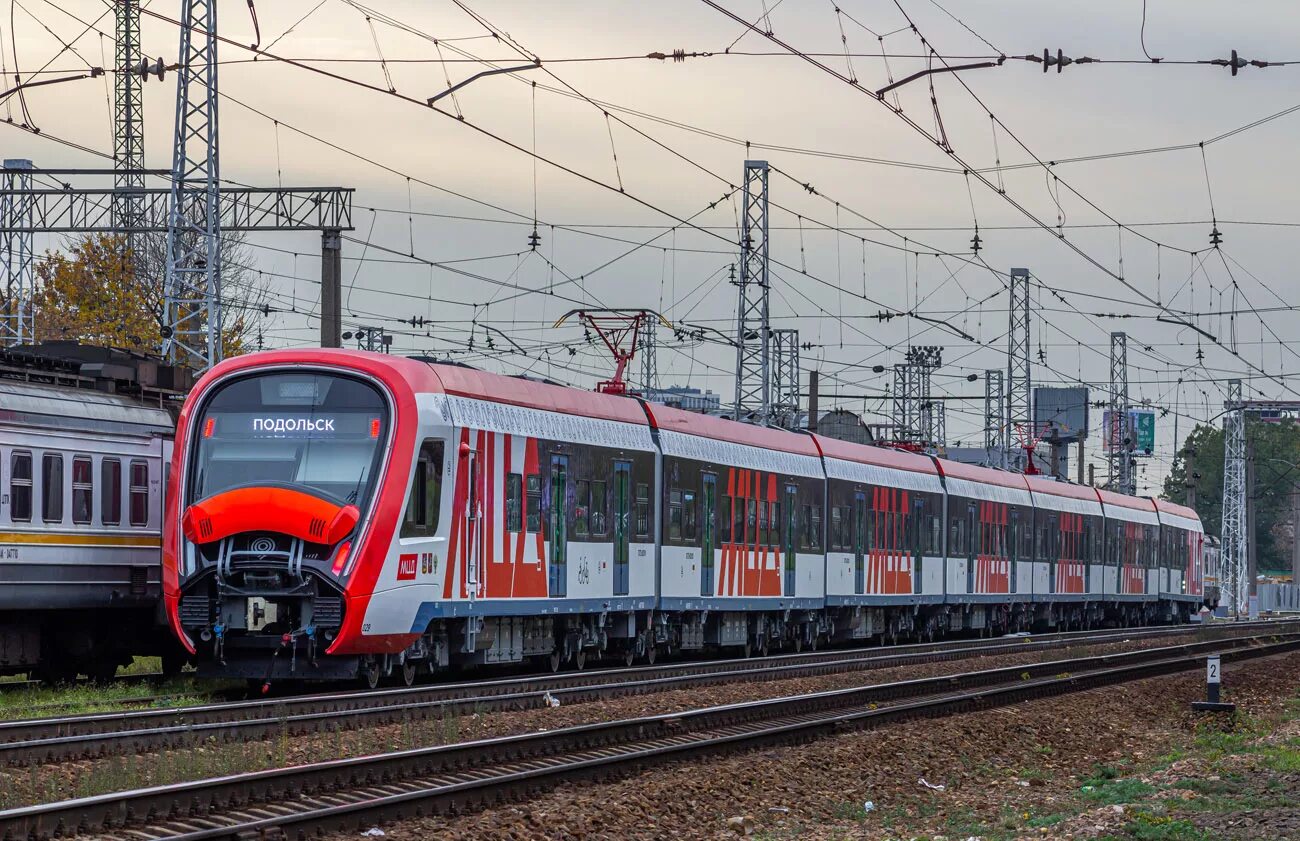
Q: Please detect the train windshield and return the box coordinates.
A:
[189,371,389,510]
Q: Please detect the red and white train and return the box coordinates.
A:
[163,350,1212,685]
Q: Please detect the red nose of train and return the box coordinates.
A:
[182,486,360,547]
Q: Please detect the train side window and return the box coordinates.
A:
[505,473,523,533]
[668,489,683,541]
[573,480,591,537]
[829,507,843,551]
[42,453,64,523]
[128,461,150,527]
[525,474,542,533]
[590,480,608,536]
[757,497,769,545]
[10,451,32,522]
[72,456,93,525]
[682,490,698,543]
[770,501,780,548]
[401,441,443,538]
[719,494,732,543]
[634,482,650,538]
[101,458,122,526]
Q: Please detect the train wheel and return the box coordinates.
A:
[623,647,635,667]
[549,649,562,673]
[400,659,417,687]
[360,662,380,690]
[574,648,587,671]
[645,645,657,665]
[793,634,803,653]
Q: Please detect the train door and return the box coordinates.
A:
[966,501,978,593]
[784,484,798,596]
[700,473,716,597]
[613,461,631,596]
[853,490,866,595]
[912,496,925,594]
[548,454,567,597]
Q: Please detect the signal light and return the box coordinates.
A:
[331,540,352,577]
[369,418,381,438]
[203,418,215,438]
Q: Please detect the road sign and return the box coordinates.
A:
[1101,408,1154,454]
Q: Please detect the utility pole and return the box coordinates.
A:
[807,369,820,433]
[1007,268,1031,469]
[640,313,658,396]
[770,328,800,429]
[163,0,222,369]
[1221,378,1246,617]
[1245,438,1257,612]
[113,0,145,248]
[983,368,1005,468]
[0,159,33,346]
[1108,331,1134,495]
[321,229,342,348]
[1292,482,1300,586]
[734,160,770,424]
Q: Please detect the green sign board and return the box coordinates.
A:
[1130,409,1155,454]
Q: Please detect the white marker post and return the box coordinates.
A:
[1191,654,1236,713]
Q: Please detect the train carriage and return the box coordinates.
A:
[1153,498,1206,617]
[164,349,1215,685]
[648,405,825,653]
[0,350,176,680]
[1024,476,1104,602]
[815,435,943,640]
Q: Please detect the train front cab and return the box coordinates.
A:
[167,360,396,680]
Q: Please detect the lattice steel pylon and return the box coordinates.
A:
[640,315,657,395]
[734,160,770,424]
[1007,268,1032,468]
[113,0,145,245]
[163,0,221,369]
[983,368,1005,467]
[0,159,34,346]
[1108,331,1134,495]
[1221,378,1247,616]
[770,328,800,429]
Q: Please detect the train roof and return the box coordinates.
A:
[0,378,174,434]
[811,435,938,474]
[425,361,648,427]
[642,403,821,457]
[1152,497,1205,532]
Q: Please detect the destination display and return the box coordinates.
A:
[203,412,381,439]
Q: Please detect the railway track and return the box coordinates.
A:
[0,620,1287,766]
[2,631,1293,841]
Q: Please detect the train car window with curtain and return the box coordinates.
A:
[10,451,32,522]
[101,458,122,526]
[129,461,149,527]
[42,453,63,523]
[71,456,93,525]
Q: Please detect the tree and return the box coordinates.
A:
[1165,420,1300,573]
[32,231,269,361]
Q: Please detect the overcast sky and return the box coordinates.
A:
[6,0,1300,493]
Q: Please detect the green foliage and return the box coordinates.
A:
[1081,777,1157,805]
[1164,420,1300,572]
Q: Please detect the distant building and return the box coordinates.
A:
[813,409,874,446]
[644,385,721,413]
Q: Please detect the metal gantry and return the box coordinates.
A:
[1221,379,1247,616]
[113,0,145,244]
[734,160,771,424]
[770,328,800,429]
[0,159,34,346]
[1007,268,1032,468]
[983,368,1005,467]
[892,345,942,448]
[1109,331,1134,495]
[163,0,222,369]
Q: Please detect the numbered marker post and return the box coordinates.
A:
[1191,653,1236,713]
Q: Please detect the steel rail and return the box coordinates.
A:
[1,633,1295,841]
[0,622,1280,765]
